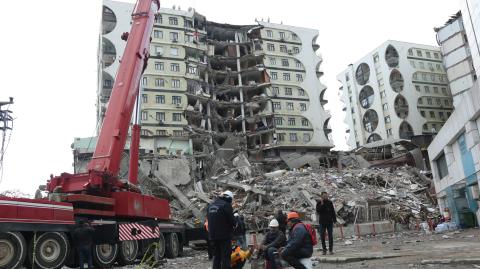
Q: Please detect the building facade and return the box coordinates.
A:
[337,40,453,149]
[429,3,480,227]
[97,1,333,165]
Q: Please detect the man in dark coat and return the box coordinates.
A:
[207,190,236,269]
[280,212,313,269]
[275,209,287,234]
[260,219,286,269]
[233,212,247,249]
[72,220,95,269]
[316,191,336,255]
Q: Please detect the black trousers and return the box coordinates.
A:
[319,223,334,252]
[281,249,311,269]
[212,239,232,269]
[265,247,279,269]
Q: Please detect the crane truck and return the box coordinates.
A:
[0,0,197,268]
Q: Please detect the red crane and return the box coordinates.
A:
[0,1,191,268]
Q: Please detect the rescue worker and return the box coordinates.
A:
[204,219,213,260]
[207,190,236,269]
[259,219,286,269]
[316,191,336,255]
[233,212,247,249]
[72,220,95,269]
[280,212,313,269]
[231,240,252,269]
[275,209,287,235]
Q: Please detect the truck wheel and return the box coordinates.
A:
[117,240,138,265]
[0,232,27,269]
[165,233,179,258]
[63,246,78,268]
[93,243,118,268]
[29,232,69,269]
[146,232,165,262]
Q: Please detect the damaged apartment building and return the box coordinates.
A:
[89,0,334,175]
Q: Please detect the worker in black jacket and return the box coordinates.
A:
[275,209,287,235]
[72,220,95,269]
[207,190,236,269]
[280,212,313,269]
[316,191,336,255]
[233,212,247,249]
[260,219,286,269]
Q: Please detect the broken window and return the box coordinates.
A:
[283,73,291,81]
[272,102,281,110]
[274,117,283,125]
[171,63,180,72]
[286,102,294,110]
[266,30,273,37]
[169,17,178,25]
[271,72,278,80]
[172,113,182,121]
[142,77,148,85]
[279,32,286,39]
[355,63,370,85]
[155,95,165,104]
[172,96,182,105]
[285,87,292,95]
[155,78,165,87]
[436,153,448,179]
[280,45,287,53]
[281,59,289,67]
[156,112,165,121]
[141,111,148,120]
[267,43,275,51]
[296,74,303,82]
[290,133,298,142]
[172,79,180,88]
[303,133,311,142]
[288,117,296,125]
[302,119,309,126]
[300,103,306,111]
[154,30,163,39]
[155,62,164,70]
[169,32,179,42]
[142,94,148,103]
[298,89,305,96]
[170,47,178,56]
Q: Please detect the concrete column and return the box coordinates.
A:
[235,32,246,133]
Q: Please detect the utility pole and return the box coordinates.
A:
[0,97,14,180]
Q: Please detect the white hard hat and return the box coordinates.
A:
[269,219,279,227]
[234,212,240,217]
[222,190,234,199]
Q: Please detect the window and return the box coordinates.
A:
[415,85,421,91]
[142,77,148,85]
[299,103,306,111]
[267,43,275,51]
[416,50,422,57]
[436,98,441,105]
[421,73,427,80]
[170,47,178,56]
[298,89,305,96]
[430,111,435,118]
[424,86,430,93]
[274,117,283,125]
[172,96,181,104]
[154,30,163,39]
[385,116,391,123]
[271,72,278,80]
[292,33,298,40]
[295,60,302,68]
[433,87,439,93]
[432,123,437,131]
[188,65,197,74]
[169,32,179,41]
[302,119,309,126]
[155,95,165,104]
[447,112,451,117]
[285,88,292,95]
[430,74,436,81]
[170,63,180,72]
[173,130,183,137]
[277,133,285,141]
[141,111,148,120]
[281,59,289,67]
[436,153,449,179]
[288,117,295,125]
[351,107,354,114]
[293,47,300,53]
[434,52,439,59]
[408,49,413,56]
[156,112,165,121]
[273,102,281,110]
[104,79,112,88]
[421,111,426,117]
[279,32,286,39]
[345,74,350,81]
[155,62,164,70]
[380,91,386,98]
[155,15,162,24]
[413,73,418,80]
[172,79,180,88]
[168,17,178,25]
[296,74,303,82]
[303,133,311,142]
[283,73,290,81]
[286,102,294,110]
[272,87,279,95]
[441,87,447,94]
[426,51,431,58]
[270,57,276,65]
[155,78,165,87]
[142,94,148,103]
[155,46,163,55]
[289,133,298,142]
[410,60,416,67]
[373,54,379,63]
[439,111,444,118]
[386,129,392,135]
[280,45,287,53]
[444,99,449,106]
[172,113,182,121]
[427,98,432,105]
[383,103,388,110]
[419,62,425,69]
[156,130,166,136]
[418,98,423,104]
[141,130,149,136]
[439,74,444,82]
[266,30,273,37]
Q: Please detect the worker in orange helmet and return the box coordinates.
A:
[279,212,313,269]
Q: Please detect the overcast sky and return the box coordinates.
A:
[0,0,461,194]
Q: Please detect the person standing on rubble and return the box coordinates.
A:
[275,209,287,235]
[316,191,336,255]
[259,219,286,269]
[280,212,313,269]
[233,212,247,249]
[208,190,236,269]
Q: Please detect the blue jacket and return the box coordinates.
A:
[207,197,235,240]
[283,221,313,257]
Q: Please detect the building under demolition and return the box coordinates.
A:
[96,1,334,172]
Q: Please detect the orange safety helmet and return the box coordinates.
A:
[287,211,300,221]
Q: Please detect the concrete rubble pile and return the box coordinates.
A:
[138,153,439,231]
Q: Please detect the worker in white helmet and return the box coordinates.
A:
[259,218,286,269]
[207,190,235,269]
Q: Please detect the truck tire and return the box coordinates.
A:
[93,243,118,268]
[28,232,69,269]
[117,240,138,265]
[0,232,27,269]
[145,232,164,262]
[165,233,179,259]
[63,246,78,268]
